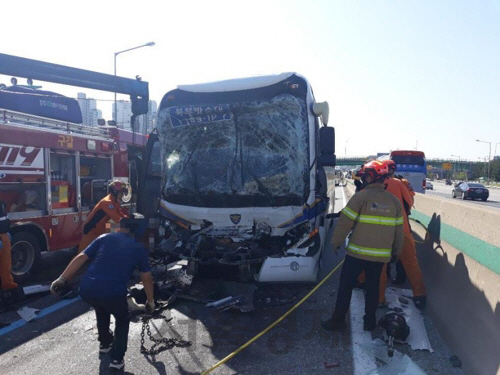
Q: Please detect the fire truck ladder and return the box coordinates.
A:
[1,108,111,138]
[0,53,149,126]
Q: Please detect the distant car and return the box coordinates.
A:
[445,179,452,185]
[425,180,433,190]
[452,182,489,201]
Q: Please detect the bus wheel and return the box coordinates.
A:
[11,232,42,283]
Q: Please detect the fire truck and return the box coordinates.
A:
[0,109,147,281]
[0,53,150,282]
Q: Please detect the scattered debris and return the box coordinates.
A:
[176,294,211,304]
[22,285,51,295]
[449,355,462,368]
[361,340,427,374]
[360,339,404,364]
[208,295,254,312]
[323,361,340,369]
[367,354,427,375]
[17,306,40,322]
[206,296,234,308]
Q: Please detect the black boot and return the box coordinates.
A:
[363,316,377,331]
[413,296,427,309]
[321,317,346,331]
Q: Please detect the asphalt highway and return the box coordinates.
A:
[0,186,463,375]
[425,180,500,210]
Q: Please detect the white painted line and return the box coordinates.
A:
[341,185,377,373]
[341,184,347,209]
[351,290,377,374]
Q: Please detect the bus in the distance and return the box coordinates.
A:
[389,150,427,193]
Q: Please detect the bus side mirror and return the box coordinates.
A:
[312,102,329,126]
[318,126,336,167]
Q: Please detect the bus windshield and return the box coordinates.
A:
[156,94,309,208]
[391,154,425,166]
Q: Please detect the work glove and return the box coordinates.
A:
[50,276,68,295]
[146,300,156,314]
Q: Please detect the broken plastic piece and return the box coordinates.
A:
[367,354,426,375]
[206,296,234,308]
[323,362,340,369]
[22,285,50,295]
[17,306,40,322]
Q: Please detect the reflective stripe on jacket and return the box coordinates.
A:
[331,183,404,263]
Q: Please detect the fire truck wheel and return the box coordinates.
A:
[11,232,42,283]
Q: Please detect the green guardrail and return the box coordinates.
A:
[410,210,500,276]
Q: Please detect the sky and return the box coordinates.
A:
[1,0,500,161]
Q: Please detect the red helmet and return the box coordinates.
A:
[383,160,397,171]
[362,160,389,180]
[108,180,129,195]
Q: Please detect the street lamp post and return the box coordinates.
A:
[476,140,491,184]
[495,142,500,157]
[114,42,155,124]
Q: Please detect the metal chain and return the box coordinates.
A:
[140,316,191,356]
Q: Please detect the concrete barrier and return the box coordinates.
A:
[411,194,500,375]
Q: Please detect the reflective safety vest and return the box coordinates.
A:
[331,183,404,263]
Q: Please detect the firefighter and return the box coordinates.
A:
[78,180,129,253]
[0,201,18,291]
[380,160,427,308]
[51,219,154,371]
[353,165,365,192]
[322,161,404,331]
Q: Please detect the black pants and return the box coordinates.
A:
[332,255,384,326]
[81,294,130,361]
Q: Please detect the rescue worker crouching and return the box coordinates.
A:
[322,161,404,331]
[78,180,129,254]
[51,219,154,371]
[0,201,19,291]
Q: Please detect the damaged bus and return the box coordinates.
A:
[138,73,336,282]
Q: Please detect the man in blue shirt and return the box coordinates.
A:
[51,219,154,371]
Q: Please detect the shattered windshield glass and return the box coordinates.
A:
[157,94,309,208]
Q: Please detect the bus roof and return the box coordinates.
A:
[158,73,311,110]
[177,72,301,93]
[390,150,426,157]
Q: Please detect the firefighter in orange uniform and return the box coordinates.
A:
[380,160,426,308]
[0,201,18,291]
[78,181,129,253]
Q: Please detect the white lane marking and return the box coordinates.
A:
[341,184,347,211]
[351,290,377,374]
[342,185,377,373]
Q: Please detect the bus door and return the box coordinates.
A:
[137,133,162,218]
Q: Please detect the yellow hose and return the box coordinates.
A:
[201,258,345,375]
